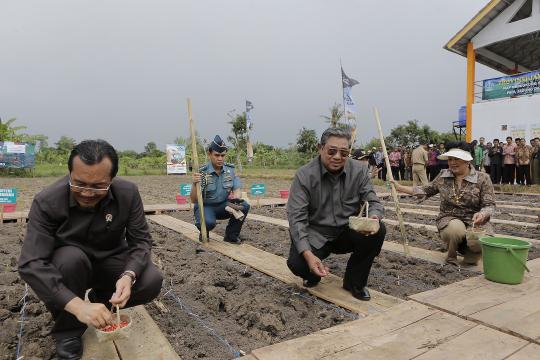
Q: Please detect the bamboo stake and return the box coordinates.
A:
[373,107,410,255]
[188,99,208,242]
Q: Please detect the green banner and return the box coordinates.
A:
[482,70,540,100]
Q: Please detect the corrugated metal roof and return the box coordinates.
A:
[444,0,539,74]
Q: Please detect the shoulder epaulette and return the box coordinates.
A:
[224,162,235,168]
[199,164,209,172]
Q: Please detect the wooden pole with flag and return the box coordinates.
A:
[188,98,208,242]
[373,107,410,255]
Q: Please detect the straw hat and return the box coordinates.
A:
[437,148,473,161]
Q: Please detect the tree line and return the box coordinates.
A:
[1,109,458,176]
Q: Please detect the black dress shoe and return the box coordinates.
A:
[302,279,320,288]
[56,336,83,360]
[351,286,371,301]
[223,235,241,244]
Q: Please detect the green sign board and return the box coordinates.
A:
[179,184,192,196]
[0,188,17,204]
[482,70,540,100]
[250,184,266,196]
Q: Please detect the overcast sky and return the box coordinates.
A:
[1,0,501,151]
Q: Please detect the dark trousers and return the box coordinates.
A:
[391,167,400,181]
[503,164,516,184]
[484,165,491,176]
[377,164,384,180]
[286,224,385,289]
[516,165,531,185]
[399,166,405,181]
[427,166,438,181]
[49,246,163,340]
[490,164,502,184]
[381,166,387,181]
[194,201,250,239]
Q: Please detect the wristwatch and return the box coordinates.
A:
[120,270,136,286]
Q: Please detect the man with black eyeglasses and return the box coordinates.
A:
[18,140,163,360]
[286,127,385,301]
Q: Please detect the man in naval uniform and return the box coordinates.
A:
[191,135,250,243]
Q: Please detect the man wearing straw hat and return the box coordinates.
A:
[392,141,496,266]
[287,128,386,301]
[191,135,250,244]
[18,140,163,359]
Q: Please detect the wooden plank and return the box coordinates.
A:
[384,206,540,229]
[250,301,475,360]
[506,343,540,359]
[494,191,540,197]
[410,273,540,318]
[113,305,181,360]
[247,213,482,271]
[147,215,402,315]
[414,325,528,360]
[81,327,121,360]
[382,218,540,246]
[469,289,540,343]
[387,200,540,213]
[144,203,190,213]
[247,213,289,227]
[320,311,474,360]
[383,241,482,272]
[240,355,260,360]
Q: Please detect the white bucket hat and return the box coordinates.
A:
[437,148,473,161]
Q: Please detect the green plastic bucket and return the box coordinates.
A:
[479,237,531,285]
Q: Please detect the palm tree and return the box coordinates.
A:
[228,112,248,171]
[0,118,27,142]
[320,104,345,128]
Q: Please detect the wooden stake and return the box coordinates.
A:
[188,98,208,242]
[373,107,410,255]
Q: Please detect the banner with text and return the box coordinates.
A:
[0,188,17,204]
[482,70,540,100]
[166,144,187,175]
[0,142,35,169]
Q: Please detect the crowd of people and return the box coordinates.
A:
[355,136,540,186]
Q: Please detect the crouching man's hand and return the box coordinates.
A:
[65,298,114,328]
[303,250,329,277]
[110,275,133,308]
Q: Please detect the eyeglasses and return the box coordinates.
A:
[69,178,111,194]
[325,147,350,158]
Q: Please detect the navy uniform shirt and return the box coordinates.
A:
[18,176,153,310]
[200,162,241,205]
